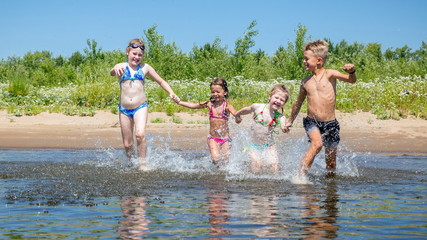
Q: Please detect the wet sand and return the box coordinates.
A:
[0,110,426,154]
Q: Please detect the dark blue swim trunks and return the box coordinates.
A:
[303,117,340,148]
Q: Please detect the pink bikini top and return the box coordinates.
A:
[209,101,229,120]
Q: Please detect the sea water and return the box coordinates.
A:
[0,134,426,239]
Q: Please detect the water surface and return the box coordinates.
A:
[0,146,426,239]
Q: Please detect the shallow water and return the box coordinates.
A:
[0,144,426,239]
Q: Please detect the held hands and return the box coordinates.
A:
[343,64,356,74]
[235,114,242,124]
[282,122,292,133]
[170,94,181,104]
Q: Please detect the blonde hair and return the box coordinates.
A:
[126,38,145,53]
[304,39,329,63]
[269,84,290,104]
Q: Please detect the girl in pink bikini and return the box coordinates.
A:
[174,78,241,168]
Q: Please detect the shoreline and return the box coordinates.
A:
[1,110,426,155]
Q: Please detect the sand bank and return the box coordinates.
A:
[0,111,426,154]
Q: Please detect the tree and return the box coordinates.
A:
[364,43,383,62]
[272,24,308,79]
[69,51,85,67]
[143,25,190,79]
[189,38,230,80]
[233,20,259,74]
[84,39,103,63]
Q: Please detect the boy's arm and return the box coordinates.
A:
[284,84,307,131]
[332,64,357,83]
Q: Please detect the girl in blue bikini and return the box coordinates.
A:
[110,38,179,170]
[235,84,290,174]
[173,78,241,168]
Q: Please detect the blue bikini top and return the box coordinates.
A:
[120,64,145,83]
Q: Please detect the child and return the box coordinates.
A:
[173,78,240,168]
[235,84,290,173]
[283,39,357,180]
[110,38,180,170]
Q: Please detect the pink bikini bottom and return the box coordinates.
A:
[207,135,232,145]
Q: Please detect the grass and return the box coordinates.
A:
[151,118,166,123]
[171,115,183,124]
[187,120,210,124]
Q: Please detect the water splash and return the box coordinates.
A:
[87,123,361,182]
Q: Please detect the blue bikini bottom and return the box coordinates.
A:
[119,102,148,118]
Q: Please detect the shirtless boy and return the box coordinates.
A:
[284,39,357,180]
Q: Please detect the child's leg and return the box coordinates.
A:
[220,142,231,166]
[119,112,135,158]
[249,150,262,174]
[322,119,340,176]
[267,145,279,173]
[325,147,337,177]
[207,138,222,166]
[299,129,323,176]
[133,107,149,168]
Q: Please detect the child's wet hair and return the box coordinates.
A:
[210,77,229,99]
[269,84,290,103]
[304,39,329,63]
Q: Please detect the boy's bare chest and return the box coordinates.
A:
[304,78,336,97]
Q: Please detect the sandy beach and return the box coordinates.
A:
[0,110,426,154]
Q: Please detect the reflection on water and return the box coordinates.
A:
[0,148,426,239]
[119,197,150,239]
[248,195,282,238]
[207,181,231,238]
[297,182,339,239]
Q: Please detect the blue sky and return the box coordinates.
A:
[1,0,426,60]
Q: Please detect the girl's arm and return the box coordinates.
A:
[110,63,126,77]
[226,103,242,123]
[279,115,287,133]
[234,104,257,124]
[177,100,209,110]
[227,103,238,116]
[145,63,179,101]
[235,104,256,116]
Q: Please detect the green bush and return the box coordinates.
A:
[0,23,426,119]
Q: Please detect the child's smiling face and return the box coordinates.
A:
[210,85,227,102]
[303,50,322,72]
[269,91,288,110]
[127,48,143,66]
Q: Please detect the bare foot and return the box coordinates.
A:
[139,164,152,171]
[138,160,150,171]
[291,174,312,185]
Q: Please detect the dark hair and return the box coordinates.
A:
[210,77,229,99]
